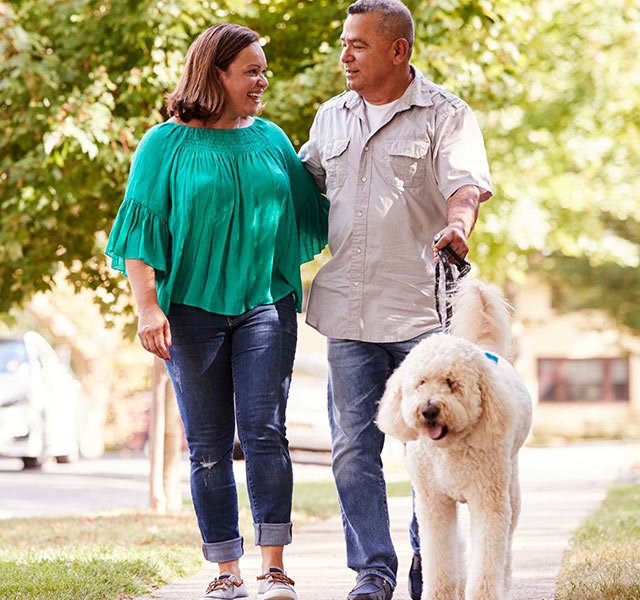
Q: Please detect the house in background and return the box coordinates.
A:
[513,277,640,440]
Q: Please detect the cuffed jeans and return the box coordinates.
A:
[165,295,297,563]
[327,330,438,587]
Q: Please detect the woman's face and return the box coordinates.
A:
[219,42,268,120]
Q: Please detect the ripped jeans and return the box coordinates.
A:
[164,295,297,563]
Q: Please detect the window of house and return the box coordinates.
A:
[538,357,629,403]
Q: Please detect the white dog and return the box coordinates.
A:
[377,279,532,600]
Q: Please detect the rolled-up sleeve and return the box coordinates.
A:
[433,104,492,202]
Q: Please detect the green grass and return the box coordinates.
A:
[0,546,200,600]
[291,478,411,521]
[387,480,413,497]
[293,479,340,520]
[0,511,203,600]
[556,483,640,600]
[0,477,412,599]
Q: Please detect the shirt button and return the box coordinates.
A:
[364,146,369,152]
[356,247,362,253]
[361,176,367,182]
[356,210,363,217]
[353,281,360,287]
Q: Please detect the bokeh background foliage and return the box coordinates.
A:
[1,0,638,329]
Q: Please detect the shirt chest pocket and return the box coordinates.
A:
[384,139,429,190]
[321,139,350,193]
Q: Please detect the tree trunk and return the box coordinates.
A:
[150,357,183,513]
[149,357,166,512]
[163,369,183,513]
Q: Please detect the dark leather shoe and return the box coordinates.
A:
[347,574,394,600]
[408,552,422,600]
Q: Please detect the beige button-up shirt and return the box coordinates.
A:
[300,68,492,342]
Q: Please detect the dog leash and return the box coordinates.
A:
[434,233,471,332]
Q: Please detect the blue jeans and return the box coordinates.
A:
[327,330,438,587]
[165,295,297,563]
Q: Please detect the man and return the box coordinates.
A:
[300,1,492,599]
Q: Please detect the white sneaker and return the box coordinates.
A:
[257,567,297,600]
[202,573,249,599]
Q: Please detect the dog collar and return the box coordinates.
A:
[484,351,499,364]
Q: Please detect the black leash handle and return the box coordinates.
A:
[434,233,471,276]
[434,235,471,331]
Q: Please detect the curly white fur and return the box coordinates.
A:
[377,279,532,600]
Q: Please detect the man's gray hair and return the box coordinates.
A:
[347,0,415,54]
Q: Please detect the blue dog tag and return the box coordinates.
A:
[484,351,499,364]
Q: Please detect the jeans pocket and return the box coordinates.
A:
[168,303,221,346]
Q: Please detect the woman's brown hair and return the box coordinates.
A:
[167,24,259,124]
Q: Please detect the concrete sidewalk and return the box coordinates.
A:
[136,442,640,600]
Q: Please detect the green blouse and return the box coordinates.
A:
[105,118,328,315]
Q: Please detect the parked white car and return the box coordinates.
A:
[0,331,85,469]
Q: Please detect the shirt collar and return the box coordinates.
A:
[340,66,435,113]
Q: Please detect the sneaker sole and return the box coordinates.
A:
[200,594,249,600]
[202,590,249,600]
[202,595,249,600]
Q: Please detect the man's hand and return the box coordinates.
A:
[137,304,172,361]
[432,225,469,262]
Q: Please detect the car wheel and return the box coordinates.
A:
[54,442,79,464]
[22,456,43,470]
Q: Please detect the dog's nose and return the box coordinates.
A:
[422,404,440,421]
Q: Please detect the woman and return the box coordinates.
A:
[106,24,328,600]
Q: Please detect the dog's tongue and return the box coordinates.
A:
[427,423,444,440]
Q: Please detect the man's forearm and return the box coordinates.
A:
[447,185,481,238]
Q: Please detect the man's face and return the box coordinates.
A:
[340,13,397,100]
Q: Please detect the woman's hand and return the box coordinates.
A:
[124,259,172,360]
[137,304,173,361]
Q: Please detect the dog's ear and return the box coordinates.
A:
[376,368,419,442]
[467,360,510,448]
